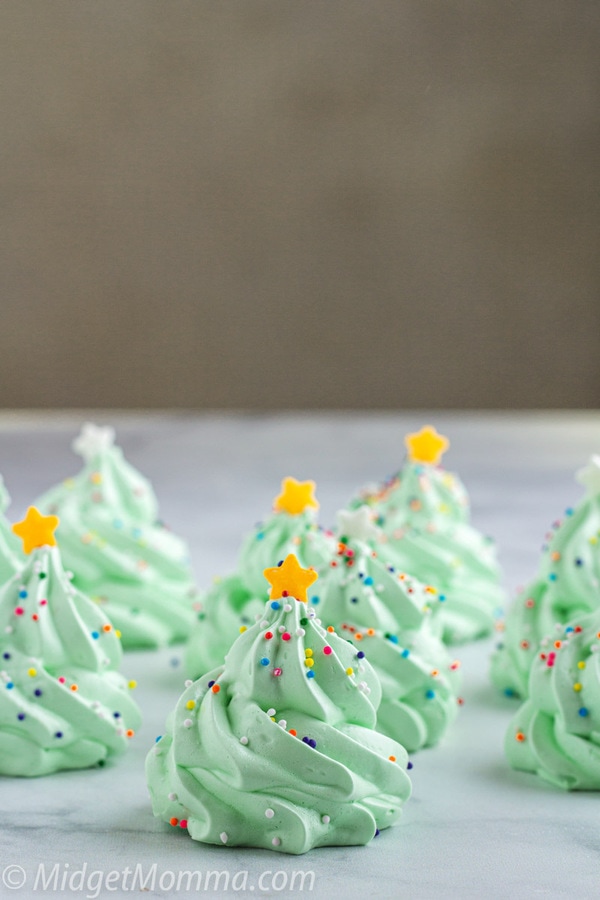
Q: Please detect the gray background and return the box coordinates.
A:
[1,1,598,410]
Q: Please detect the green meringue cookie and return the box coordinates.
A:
[148,590,411,854]
[315,510,460,752]
[0,476,24,585]
[237,511,335,598]
[36,424,197,649]
[505,611,600,789]
[184,574,265,679]
[0,545,141,776]
[491,457,600,699]
[353,458,504,644]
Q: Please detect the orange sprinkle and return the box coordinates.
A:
[211,684,220,694]
[367,628,375,636]
[289,728,297,736]
[126,729,134,738]
[515,731,526,742]
[70,684,78,692]
[554,640,562,649]
[551,551,561,561]
[170,817,179,827]
[103,624,112,633]
[355,633,363,641]
[327,626,335,633]
[388,755,396,762]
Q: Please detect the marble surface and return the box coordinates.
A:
[1,411,600,900]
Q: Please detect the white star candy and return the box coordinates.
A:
[336,507,381,543]
[576,455,600,496]
[72,422,116,461]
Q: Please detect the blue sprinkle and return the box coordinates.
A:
[3,652,10,660]
[425,689,435,700]
[17,712,25,720]
[277,560,284,568]
[575,558,583,567]
[155,735,162,743]
[208,680,215,688]
[256,532,264,541]
[310,595,320,605]
[34,689,42,697]
[91,631,100,640]
[401,649,410,659]
[113,519,123,529]
[351,597,358,604]
[306,670,315,679]
[374,829,380,837]
[132,527,142,539]
[113,711,121,718]
[439,595,446,603]
[504,688,515,697]
[18,590,27,599]
[260,657,270,666]
[407,761,413,770]
[55,731,63,739]
[357,651,365,659]
[579,707,589,717]
[387,634,399,644]
[565,507,574,516]
[364,576,374,586]
[565,626,574,634]
[271,601,281,610]
[6,682,14,690]
[549,573,558,582]
[309,739,317,749]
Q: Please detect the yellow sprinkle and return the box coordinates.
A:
[27,668,37,677]
[186,700,196,709]
[573,683,582,692]
[590,536,598,545]
[239,625,247,633]
[128,680,137,689]
[578,661,586,670]
[91,472,102,485]
[304,658,314,668]
[305,648,313,658]
[346,667,354,676]
[115,630,122,639]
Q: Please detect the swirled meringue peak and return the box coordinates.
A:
[35,423,197,649]
[505,611,600,789]
[236,477,336,597]
[314,509,461,752]
[0,509,141,777]
[350,426,504,644]
[491,456,600,700]
[147,554,411,854]
[0,476,24,585]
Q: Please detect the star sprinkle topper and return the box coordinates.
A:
[264,553,318,603]
[12,507,59,554]
[336,507,381,543]
[72,422,116,462]
[273,477,319,516]
[405,426,449,466]
[576,455,600,495]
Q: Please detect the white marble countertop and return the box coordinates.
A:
[1,411,599,900]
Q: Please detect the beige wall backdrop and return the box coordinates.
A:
[0,1,598,409]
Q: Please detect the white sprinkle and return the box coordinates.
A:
[278,625,286,633]
[265,808,275,819]
[277,719,287,729]
[185,679,193,687]
[322,815,330,824]
[220,832,228,844]
[239,736,249,745]
[308,610,316,619]
[168,792,178,801]
[183,718,193,728]
[283,603,292,612]
[271,837,281,846]
[296,628,306,637]
[266,708,276,717]
[260,620,269,628]
[116,727,124,736]
[4,626,13,634]
[153,746,161,755]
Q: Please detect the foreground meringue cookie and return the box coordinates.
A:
[148,554,411,854]
[491,456,600,699]
[505,611,600,789]
[0,508,141,776]
[0,476,23,585]
[352,426,504,644]
[36,423,197,649]
[184,477,335,679]
[315,509,461,752]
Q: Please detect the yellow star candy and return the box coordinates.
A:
[273,477,319,516]
[405,426,449,466]
[12,507,59,554]
[263,553,318,603]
